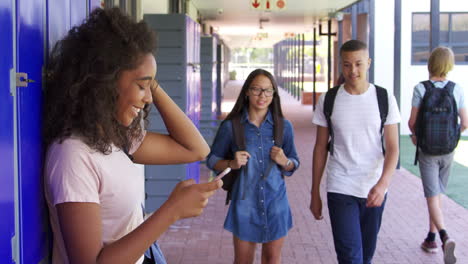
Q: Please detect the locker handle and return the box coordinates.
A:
[187,63,200,72]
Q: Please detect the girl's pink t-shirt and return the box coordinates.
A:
[44,133,146,264]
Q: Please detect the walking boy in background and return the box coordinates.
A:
[408,46,467,264]
[310,40,401,264]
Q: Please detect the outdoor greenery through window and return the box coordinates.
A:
[412,12,468,64]
[230,48,273,80]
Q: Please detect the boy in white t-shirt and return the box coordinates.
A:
[310,40,401,264]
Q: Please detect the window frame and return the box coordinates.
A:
[411,11,468,65]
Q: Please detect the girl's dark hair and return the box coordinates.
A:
[43,8,156,154]
[225,69,283,120]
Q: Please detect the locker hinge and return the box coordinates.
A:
[11,235,18,263]
[9,69,15,96]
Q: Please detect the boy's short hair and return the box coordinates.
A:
[340,40,368,56]
[428,46,454,78]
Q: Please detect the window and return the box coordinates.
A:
[412,12,468,64]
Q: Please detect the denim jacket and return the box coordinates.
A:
[207,110,300,243]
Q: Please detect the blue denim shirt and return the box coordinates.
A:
[207,110,300,243]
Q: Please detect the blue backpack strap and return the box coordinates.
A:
[323,86,340,155]
[375,85,388,156]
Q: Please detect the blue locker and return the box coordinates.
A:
[143,14,202,212]
[71,0,87,28]
[0,1,16,263]
[47,0,71,50]
[88,0,102,13]
[0,1,99,262]
[0,1,93,263]
[48,0,101,52]
[14,0,48,262]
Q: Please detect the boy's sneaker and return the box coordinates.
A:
[442,237,457,264]
[421,240,438,253]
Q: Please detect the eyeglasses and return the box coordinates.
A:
[249,87,275,97]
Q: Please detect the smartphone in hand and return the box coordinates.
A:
[214,167,231,181]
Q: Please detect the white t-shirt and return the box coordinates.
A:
[313,84,401,198]
[44,133,146,264]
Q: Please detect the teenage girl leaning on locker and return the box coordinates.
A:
[43,8,222,264]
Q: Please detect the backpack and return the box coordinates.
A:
[414,81,460,164]
[218,114,284,205]
[324,85,388,156]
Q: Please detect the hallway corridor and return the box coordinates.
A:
[158,81,468,264]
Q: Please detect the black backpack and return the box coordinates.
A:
[324,85,389,156]
[414,81,460,164]
[217,114,284,205]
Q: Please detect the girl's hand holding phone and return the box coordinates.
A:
[214,167,231,181]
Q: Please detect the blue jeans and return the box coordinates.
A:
[327,192,387,264]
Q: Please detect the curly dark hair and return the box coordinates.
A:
[225,69,284,121]
[43,8,156,154]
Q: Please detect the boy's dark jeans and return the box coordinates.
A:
[327,192,387,264]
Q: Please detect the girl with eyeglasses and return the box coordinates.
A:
[206,69,300,264]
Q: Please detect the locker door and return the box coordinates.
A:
[15,0,48,262]
[0,1,16,263]
[71,0,87,27]
[47,0,71,50]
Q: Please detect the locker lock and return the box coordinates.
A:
[16,72,35,87]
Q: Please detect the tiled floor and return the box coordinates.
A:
[158,81,468,264]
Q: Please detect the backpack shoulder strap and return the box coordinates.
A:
[414,81,435,165]
[444,81,455,95]
[263,115,284,180]
[323,86,340,155]
[231,115,249,200]
[231,115,246,150]
[375,85,389,156]
[324,86,340,119]
[444,81,458,111]
[421,80,434,94]
[413,81,432,165]
[273,115,284,147]
[419,81,434,114]
[375,85,389,123]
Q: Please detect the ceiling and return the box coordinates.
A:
[191,0,359,49]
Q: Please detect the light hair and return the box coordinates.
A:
[428,46,454,78]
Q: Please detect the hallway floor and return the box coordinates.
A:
[158,81,468,264]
